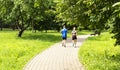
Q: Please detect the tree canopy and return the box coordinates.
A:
[0,0,120,45]
[0,0,56,37]
[56,0,120,45]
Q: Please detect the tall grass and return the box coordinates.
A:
[79,32,120,70]
[0,31,61,70]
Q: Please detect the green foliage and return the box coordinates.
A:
[0,0,120,45]
[111,1,120,45]
[0,31,61,70]
[0,0,56,37]
[79,32,120,70]
[56,0,120,46]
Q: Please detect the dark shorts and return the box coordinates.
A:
[62,37,67,40]
[72,35,77,40]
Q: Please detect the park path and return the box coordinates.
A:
[23,35,90,70]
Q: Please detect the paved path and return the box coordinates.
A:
[23,35,90,70]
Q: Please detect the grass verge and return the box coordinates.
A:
[0,31,61,70]
[79,32,120,70]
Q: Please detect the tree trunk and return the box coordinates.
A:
[45,29,47,33]
[35,29,36,33]
[0,26,2,31]
[32,23,34,33]
[18,29,24,37]
[0,23,2,31]
[0,27,2,31]
[57,27,60,32]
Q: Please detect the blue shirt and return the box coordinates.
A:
[61,28,67,38]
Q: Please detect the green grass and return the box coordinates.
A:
[0,30,62,70]
[0,30,91,70]
[79,32,120,70]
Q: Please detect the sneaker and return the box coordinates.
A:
[64,45,66,47]
[62,43,64,47]
[74,44,77,48]
[72,44,74,47]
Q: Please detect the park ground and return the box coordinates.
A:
[0,30,120,70]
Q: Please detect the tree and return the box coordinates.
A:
[0,0,55,37]
[55,0,118,30]
[0,0,13,30]
[32,0,58,32]
[111,2,120,45]
[55,0,120,46]
[0,19,3,30]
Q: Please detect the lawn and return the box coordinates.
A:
[0,30,62,70]
[79,32,120,70]
[0,30,91,70]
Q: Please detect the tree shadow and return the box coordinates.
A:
[21,33,61,43]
